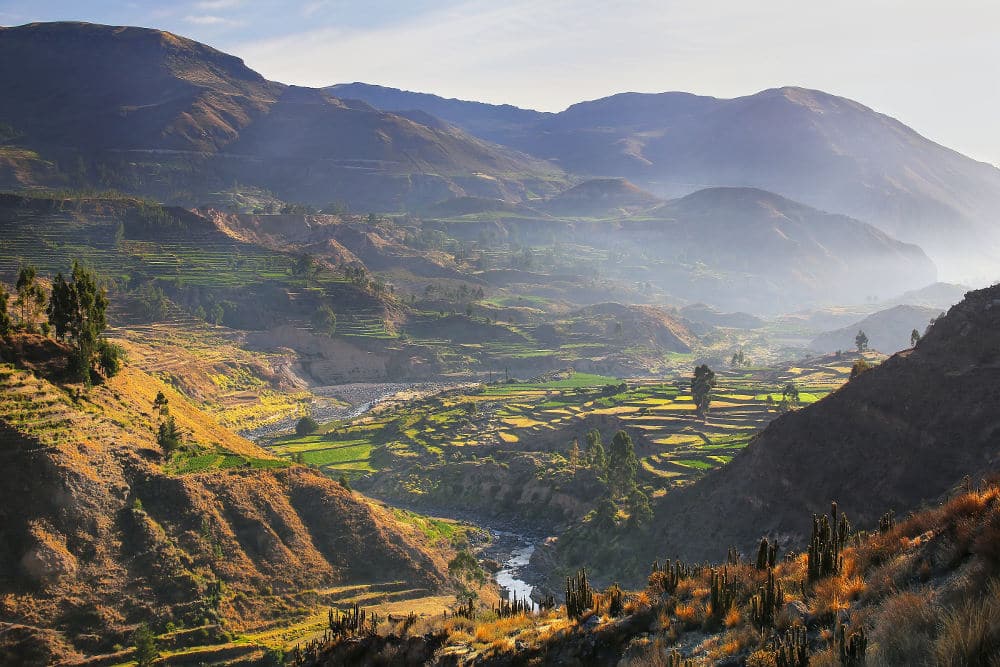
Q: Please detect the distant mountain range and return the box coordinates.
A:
[0,22,565,210]
[330,83,1000,281]
[809,304,942,354]
[0,22,996,283]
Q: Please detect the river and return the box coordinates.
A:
[487,531,540,611]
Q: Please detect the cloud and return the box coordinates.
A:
[183,14,240,26]
[194,0,243,10]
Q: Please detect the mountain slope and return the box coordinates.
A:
[339,84,1000,278]
[0,22,564,209]
[809,304,942,354]
[648,282,1000,561]
[0,336,448,662]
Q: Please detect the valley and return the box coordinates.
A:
[0,16,997,667]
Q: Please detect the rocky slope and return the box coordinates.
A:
[809,304,942,354]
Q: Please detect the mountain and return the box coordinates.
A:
[0,22,564,210]
[647,282,1000,561]
[881,281,974,311]
[809,304,943,354]
[326,82,549,147]
[337,84,1000,280]
[678,303,764,330]
[539,178,662,217]
[636,187,937,312]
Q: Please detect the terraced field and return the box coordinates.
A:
[264,356,867,487]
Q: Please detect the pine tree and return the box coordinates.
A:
[855,329,869,353]
[15,265,46,332]
[691,364,716,416]
[133,623,158,667]
[585,429,606,474]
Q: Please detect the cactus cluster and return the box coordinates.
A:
[836,620,867,666]
[749,567,784,630]
[709,567,739,621]
[566,568,595,619]
[328,603,381,638]
[773,625,809,667]
[807,501,851,582]
[666,648,694,667]
[494,593,533,618]
[649,559,691,595]
[755,537,778,570]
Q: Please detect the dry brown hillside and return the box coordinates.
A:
[647,283,1000,563]
[0,335,448,663]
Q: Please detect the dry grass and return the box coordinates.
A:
[934,578,1000,667]
[868,590,937,667]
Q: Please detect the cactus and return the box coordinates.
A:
[666,649,694,667]
[756,537,778,570]
[709,567,738,621]
[494,592,535,618]
[649,558,689,595]
[328,603,382,638]
[566,568,594,619]
[878,509,895,534]
[837,620,867,666]
[749,567,784,629]
[807,501,851,582]
[774,625,809,667]
[605,583,625,617]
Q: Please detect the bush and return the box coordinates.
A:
[97,339,125,377]
[295,416,319,436]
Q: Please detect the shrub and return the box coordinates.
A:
[869,591,937,666]
[934,579,1000,666]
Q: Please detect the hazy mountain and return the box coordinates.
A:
[538,177,662,217]
[809,304,942,354]
[0,22,565,210]
[881,281,974,311]
[337,84,1000,280]
[649,283,1000,560]
[327,82,550,146]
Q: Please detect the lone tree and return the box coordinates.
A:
[691,364,716,416]
[15,265,46,332]
[854,329,869,354]
[295,415,319,436]
[910,328,921,347]
[607,430,638,498]
[782,382,800,406]
[48,262,116,383]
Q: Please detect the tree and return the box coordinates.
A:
[295,416,319,436]
[15,265,46,332]
[0,283,11,336]
[628,489,653,529]
[153,391,169,414]
[568,439,581,467]
[584,429,606,473]
[855,329,869,353]
[97,340,125,377]
[157,416,182,453]
[311,305,337,336]
[47,262,110,383]
[910,328,921,347]
[210,303,224,326]
[782,382,800,406]
[132,623,158,667]
[607,430,638,498]
[691,364,716,416]
[730,349,747,368]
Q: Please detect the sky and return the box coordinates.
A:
[1,0,998,165]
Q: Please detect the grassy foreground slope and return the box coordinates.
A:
[0,335,449,664]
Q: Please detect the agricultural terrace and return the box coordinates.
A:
[265,355,862,488]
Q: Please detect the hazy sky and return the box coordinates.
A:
[2,0,998,165]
